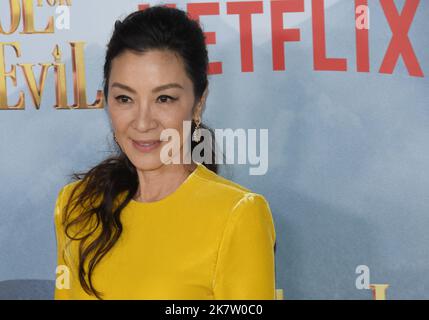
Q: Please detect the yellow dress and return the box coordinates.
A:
[54,162,276,300]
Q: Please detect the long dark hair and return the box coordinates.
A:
[61,5,220,300]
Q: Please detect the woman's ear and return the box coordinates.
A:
[193,87,209,120]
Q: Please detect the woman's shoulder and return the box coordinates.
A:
[56,180,84,202]
[195,164,270,207]
[54,180,85,220]
[195,164,275,242]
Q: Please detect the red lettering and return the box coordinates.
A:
[138,3,176,10]
[226,1,263,72]
[136,1,424,77]
[379,0,423,77]
[187,2,222,75]
[271,0,304,71]
[355,0,369,72]
[312,0,347,71]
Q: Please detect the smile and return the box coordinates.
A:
[132,140,161,153]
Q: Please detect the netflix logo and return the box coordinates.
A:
[138,0,424,78]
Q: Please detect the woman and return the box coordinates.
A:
[54,5,276,300]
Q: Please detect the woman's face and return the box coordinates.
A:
[107,49,205,171]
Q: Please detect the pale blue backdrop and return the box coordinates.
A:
[0,0,428,299]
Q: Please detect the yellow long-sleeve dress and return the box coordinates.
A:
[54,162,276,300]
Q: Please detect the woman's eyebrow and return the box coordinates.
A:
[111,82,137,94]
[152,83,184,93]
[110,82,184,94]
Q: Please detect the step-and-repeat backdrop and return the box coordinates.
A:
[0,0,428,299]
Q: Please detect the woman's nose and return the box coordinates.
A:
[133,103,157,132]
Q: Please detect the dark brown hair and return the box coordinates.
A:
[61,5,220,299]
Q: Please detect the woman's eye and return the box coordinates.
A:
[115,95,132,104]
[157,95,177,103]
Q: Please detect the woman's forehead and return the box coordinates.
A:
[109,50,192,91]
[112,49,184,72]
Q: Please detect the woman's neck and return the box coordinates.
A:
[133,162,197,203]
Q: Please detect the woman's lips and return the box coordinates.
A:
[132,139,161,153]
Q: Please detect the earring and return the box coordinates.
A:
[192,119,201,142]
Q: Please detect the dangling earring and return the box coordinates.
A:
[192,119,201,142]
